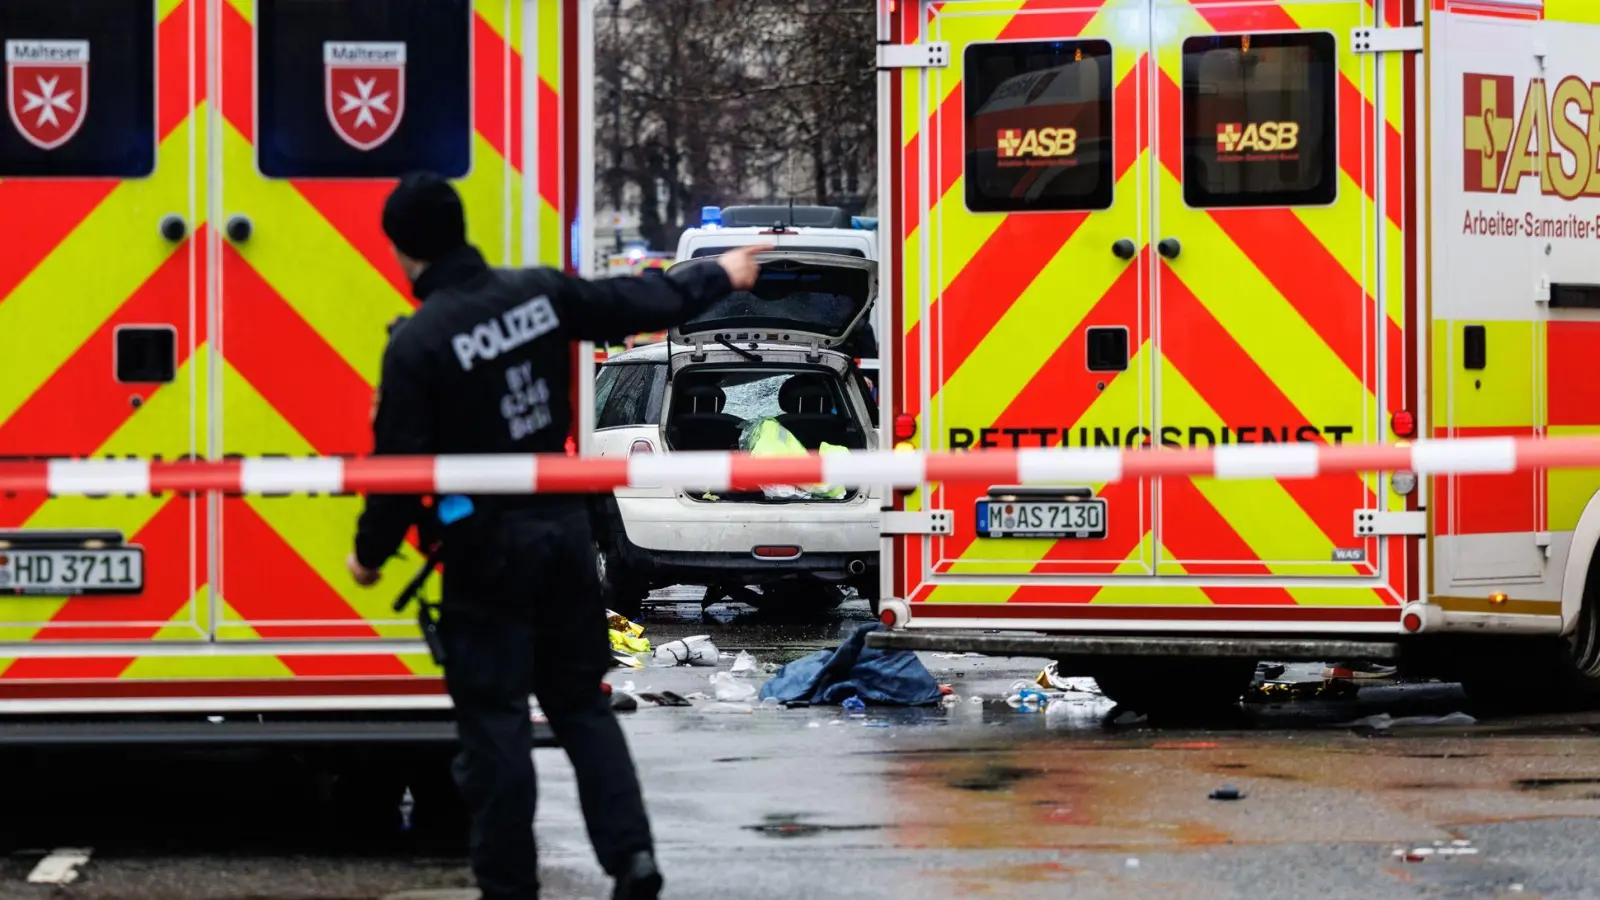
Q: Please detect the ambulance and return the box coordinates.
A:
[0,0,573,766]
[862,0,1600,712]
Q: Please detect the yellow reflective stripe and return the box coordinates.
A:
[149,585,208,642]
[1153,4,1212,87]
[1431,320,1537,428]
[929,1,1026,107]
[0,115,195,424]
[157,0,185,20]
[458,132,521,265]
[219,359,417,629]
[929,162,1144,445]
[937,343,1149,575]
[1549,425,1600,530]
[537,0,561,97]
[1157,357,1367,581]
[0,353,203,641]
[1159,169,1372,432]
[123,652,296,680]
[1545,0,1600,24]
[1277,0,1373,90]
[224,0,251,24]
[474,0,512,46]
[221,123,411,386]
[1093,536,1211,604]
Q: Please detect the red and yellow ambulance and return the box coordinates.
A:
[0,0,583,736]
[869,0,1600,709]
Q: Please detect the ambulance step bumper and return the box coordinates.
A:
[864,631,1400,661]
[0,717,556,748]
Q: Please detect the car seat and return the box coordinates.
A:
[776,374,863,449]
[668,383,745,451]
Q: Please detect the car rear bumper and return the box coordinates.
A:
[615,496,880,555]
[632,548,878,584]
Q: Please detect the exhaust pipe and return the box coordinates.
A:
[847,558,867,575]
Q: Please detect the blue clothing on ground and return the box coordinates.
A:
[757,622,943,706]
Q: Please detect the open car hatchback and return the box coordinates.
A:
[662,252,879,501]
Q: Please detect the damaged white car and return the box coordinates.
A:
[589,252,882,617]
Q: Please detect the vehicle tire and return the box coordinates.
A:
[1460,549,1600,713]
[1091,659,1256,718]
[595,540,649,620]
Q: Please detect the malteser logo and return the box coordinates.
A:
[996,127,1077,160]
[1215,121,1300,154]
[1463,73,1515,193]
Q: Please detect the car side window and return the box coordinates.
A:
[853,368,879,427]
[642,363,668,425]
[596,364,653,429]
[593,363,623,420]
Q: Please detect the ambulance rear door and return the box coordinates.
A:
[0,0,205,672]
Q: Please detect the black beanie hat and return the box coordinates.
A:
[382,171,467,262]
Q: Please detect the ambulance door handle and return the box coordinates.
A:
[225,215,253,243]
[159,214,187,242]
[1111,238,1136,260]
[1157,238,1181,260]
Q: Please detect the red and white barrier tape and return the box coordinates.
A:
[2,436,1598,496]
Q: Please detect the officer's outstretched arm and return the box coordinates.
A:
[353,334,435,571]
[551,264,734,344]
[550,244,769,342]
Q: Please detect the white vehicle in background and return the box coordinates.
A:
[588,251,883,618]
[675,204,878,262]
[677,205,879,363]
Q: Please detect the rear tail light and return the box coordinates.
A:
[629,439,655,456]
[1391,410,1416,439]
[893,414,917,441]
[879,606,897,627]
[752,545,802,560]
[564,436,576,456]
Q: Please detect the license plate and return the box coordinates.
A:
[976,499,1107,539]
[0,547,145,595]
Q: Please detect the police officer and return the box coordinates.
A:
[345,172,769,900]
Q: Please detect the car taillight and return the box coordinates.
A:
[1391,410,1416,439]
[629,439,654,456]
[564,436,576,456]
[893,414,917,441]
[752,545,801,559]
[879,606,897,627]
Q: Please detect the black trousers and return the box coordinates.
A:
[439,502,653,900]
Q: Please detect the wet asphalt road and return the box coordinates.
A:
[6,589,1600,898]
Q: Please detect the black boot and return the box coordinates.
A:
[611,850,663,900]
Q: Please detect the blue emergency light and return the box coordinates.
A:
[701,206,722,228]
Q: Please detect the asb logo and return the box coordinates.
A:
[1463,73,1517,193]
[1215,121,1299,154]
[324,41,406,151]
[6,39,89,151]
[1463,72,1600,199]
[996,127,1077,159]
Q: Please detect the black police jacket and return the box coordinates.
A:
[353,244,733,570]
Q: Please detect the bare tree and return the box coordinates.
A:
[594,0,877,251]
